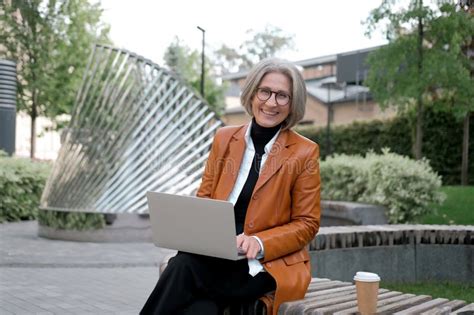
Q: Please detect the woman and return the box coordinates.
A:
[141,58,320,315]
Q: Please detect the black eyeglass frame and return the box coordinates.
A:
[255,88,292,106]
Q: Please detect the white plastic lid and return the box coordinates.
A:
[353,271,380,282]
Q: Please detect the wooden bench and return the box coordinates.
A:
[276,277,473,314]
[159,258,472,314]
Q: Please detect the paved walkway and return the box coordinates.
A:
[0,221,175,314]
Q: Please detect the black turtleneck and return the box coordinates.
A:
[234,119,282,234]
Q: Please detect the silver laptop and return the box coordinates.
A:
[146,191,246,260]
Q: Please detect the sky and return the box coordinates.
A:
[98,0,388,66]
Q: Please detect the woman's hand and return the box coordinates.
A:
[236,233,261,259]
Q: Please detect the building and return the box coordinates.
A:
[1,2,60,160]
[15,113,63,160]
[221,46,396,127]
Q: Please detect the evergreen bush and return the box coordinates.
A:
[0,152,105,229]
[321,149,445,223]
[0,153,51,222]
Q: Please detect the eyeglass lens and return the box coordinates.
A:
[256,88,290,106]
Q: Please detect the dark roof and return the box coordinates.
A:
[306,76,372,104]
[336,45,384,57]
[294,54,336,67]
[221,70,249,81]
[220,55,336,81]
[221,45,385,81]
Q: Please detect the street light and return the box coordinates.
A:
[197,26,205,98]
[325,83,332,157]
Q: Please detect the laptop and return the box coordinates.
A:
[146,191,246,260]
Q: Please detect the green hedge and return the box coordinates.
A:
[0,153,51,222]
[0,152,105,229]
[297,108,474,185]
[321,150,445,223]
[421,109,474,186]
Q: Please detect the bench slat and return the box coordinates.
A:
[332,294,432,315]
[393,298,450,315]
[451,303,474,314]
[284,293,359,315]
[306,281,352,293]
[421,300,467,315]
[307,291,406,315]
[304,284,355,298]
[304,287,357,301]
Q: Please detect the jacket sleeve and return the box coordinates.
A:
[196,132,221,199]
[255,144,321,262]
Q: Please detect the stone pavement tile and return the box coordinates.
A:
[0,267,158,314]
[38,307,76,314]
[0,300,35,314]
[0,307,15,315]
[0,221,170,314]
[0,221,173,268]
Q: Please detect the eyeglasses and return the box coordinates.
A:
[256,88,291,106]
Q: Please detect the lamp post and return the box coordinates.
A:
[197,26,205,98]
[326,83,332,157]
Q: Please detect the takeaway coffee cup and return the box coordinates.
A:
[353,271,380,314]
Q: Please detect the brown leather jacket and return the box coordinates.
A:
[196,124,321,315]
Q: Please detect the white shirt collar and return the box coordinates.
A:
[244,121,281,155]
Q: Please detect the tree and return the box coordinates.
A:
[163,37,227,115]
[457,1,474,185]
[364,0,473,175]
[426,1,473,185]
[365,0,429,160]
[0,0,110,158]
[215,25,295,73]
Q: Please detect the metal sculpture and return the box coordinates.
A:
[40,44,223,214]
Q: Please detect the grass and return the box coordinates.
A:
[417,185,474,225]
[382,282,474,303]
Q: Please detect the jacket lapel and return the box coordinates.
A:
[254,129,294,193]
[214,124,247,200]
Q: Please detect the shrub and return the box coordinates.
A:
[0,154,51,222]
[38,210,105,230]
[321,149,445,223]
[319,153,370,201]
[0,153,105,229]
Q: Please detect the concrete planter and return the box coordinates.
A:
[321,200,387,226]
[38,213,153,242]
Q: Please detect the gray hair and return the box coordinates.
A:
[240,58,307,130]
